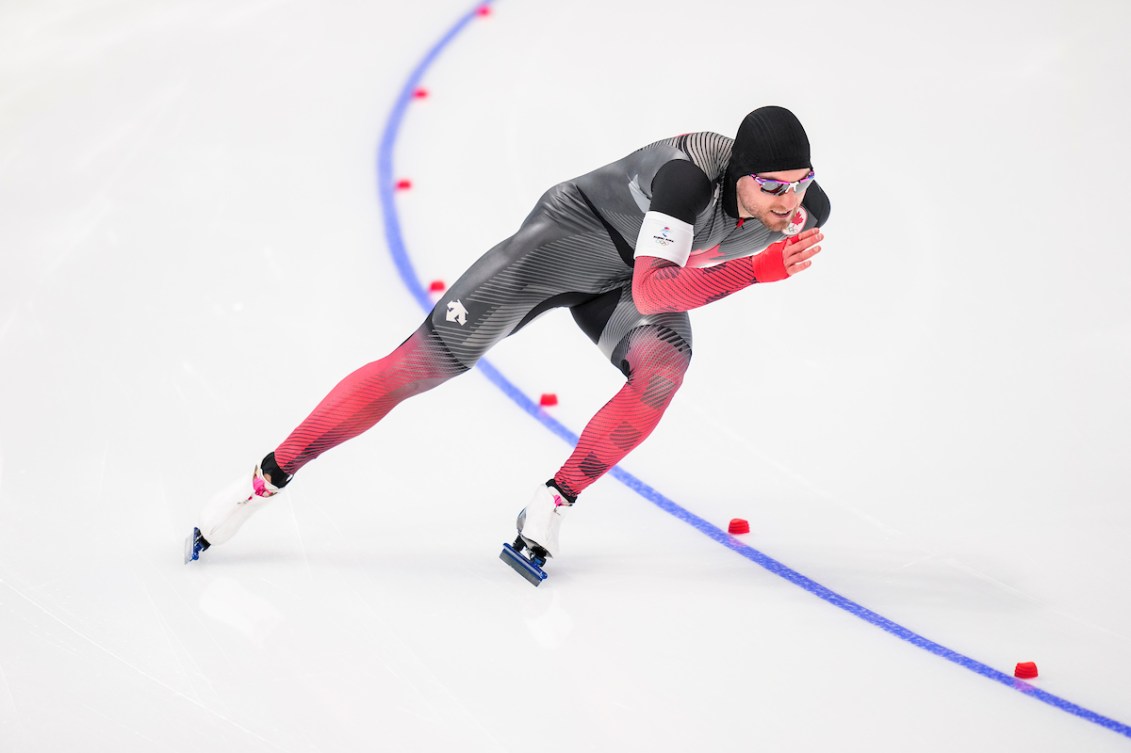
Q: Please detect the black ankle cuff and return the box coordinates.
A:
[261,452,293,489]
[546,479,577,505]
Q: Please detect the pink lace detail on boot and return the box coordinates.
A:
[252,474,273,498]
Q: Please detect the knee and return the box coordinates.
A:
[621,329,692,408]
[412,318,481,372]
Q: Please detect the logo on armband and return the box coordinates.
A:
[783,207,807,236]
[652,226,675,247]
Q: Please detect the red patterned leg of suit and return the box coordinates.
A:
[274,325,466,476]
[553,327,691,499]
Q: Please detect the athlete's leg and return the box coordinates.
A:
[273,182,626,479]
[273,323,466,476]
[194,183,629,556]
[190,320,467,555]
[512,290,690,558]
[551,288,693,500]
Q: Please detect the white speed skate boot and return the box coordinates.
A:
[518,483,571,557]
[499,483,573,586]
[184,454,290,563]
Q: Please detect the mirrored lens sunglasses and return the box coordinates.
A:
[750,170,815,196]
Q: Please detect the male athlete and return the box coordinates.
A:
[187,106,829,581]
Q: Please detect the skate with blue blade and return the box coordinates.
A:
[500,537,549,586]
[184,527,210,564]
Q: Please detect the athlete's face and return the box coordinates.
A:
[735,168,812,231]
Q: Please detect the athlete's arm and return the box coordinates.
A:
[630,159,824,314]
[632,231,821,314]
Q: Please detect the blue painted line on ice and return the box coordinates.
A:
[375,0,1131,739]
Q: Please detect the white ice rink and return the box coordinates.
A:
[2,0,1130,750]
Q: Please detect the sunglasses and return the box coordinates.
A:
[749,170,815,196]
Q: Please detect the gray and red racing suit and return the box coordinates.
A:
[271,131,830,499]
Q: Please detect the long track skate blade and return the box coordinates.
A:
[499,543,548,586]
[184,527,207,564]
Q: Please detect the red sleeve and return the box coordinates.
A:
[631,237,792,314]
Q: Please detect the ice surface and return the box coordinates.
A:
[1,0,1130,751]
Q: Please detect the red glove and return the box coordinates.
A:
[749,236,797,283]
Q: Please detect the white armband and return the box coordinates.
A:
[634,211,693,267]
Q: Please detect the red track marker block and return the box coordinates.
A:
[539,393,558,407]
[413,88,429,99]
[728,518,750,535]
[428,280,446,293]
[476,5,491,17]
[1014,662,1038,679]
[395,179,413,191]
